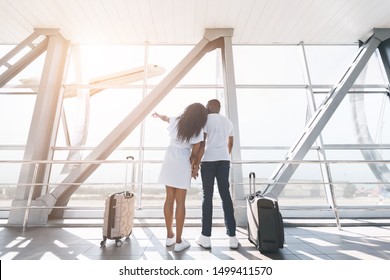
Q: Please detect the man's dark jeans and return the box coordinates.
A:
[200,161,236,237]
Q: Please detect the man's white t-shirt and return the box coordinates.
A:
[202,113,234,162]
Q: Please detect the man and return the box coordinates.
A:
[192,99,239,249]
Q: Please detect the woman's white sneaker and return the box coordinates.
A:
[165,236,175,247]
[174,239,190,252]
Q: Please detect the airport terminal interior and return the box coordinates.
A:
[1,0,390,260]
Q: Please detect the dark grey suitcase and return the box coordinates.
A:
[247,172,284,253]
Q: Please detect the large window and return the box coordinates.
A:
[1,42,390,222]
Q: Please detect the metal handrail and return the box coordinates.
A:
[4,144,390,151]
[2,158,390,164]
[1,158,389,226]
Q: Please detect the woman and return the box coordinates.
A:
[153,103,208,252]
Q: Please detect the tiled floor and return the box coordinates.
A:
[1,221,390,260]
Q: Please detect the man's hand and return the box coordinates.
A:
[191,164,200,179]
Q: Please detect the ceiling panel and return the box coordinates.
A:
[0,0,389,45]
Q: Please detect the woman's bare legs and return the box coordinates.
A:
[164,186,175,239]
[174,188,187,244]
[164,186,187,243]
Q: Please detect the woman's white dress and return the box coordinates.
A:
[158,117,204,189]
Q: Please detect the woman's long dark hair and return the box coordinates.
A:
[176,103,208,142]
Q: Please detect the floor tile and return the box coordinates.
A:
[1,224,389,260]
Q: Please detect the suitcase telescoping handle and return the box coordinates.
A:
[125,156,135,193]
[249,172,256,194]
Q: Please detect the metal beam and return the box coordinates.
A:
[0,37,48,87]
[0,32,40,67]
[43,29,229,217]
[264,28,390,198]
[220,34,245,226]
[300,42,340,228]
[378,37,390,85]
[8,32,70,225]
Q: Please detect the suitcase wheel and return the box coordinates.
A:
[115,239,123,247]
[100,237,107,248]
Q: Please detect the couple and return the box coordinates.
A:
[153,99,239,252]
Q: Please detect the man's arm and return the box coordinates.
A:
[228,136,234,155]
[191,133,207,178]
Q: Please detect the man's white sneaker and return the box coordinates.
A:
[165,236,175,247]
[229,236,240,249]
[196,234,211,249]
[174,239,190,252]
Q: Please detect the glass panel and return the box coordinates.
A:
[148,45,192,84]
[326,150,390,206]
[236,88,308,146]
[148,45,222,85]
[306,45,387,85]
[0,151,25,209]
[180,49,222,85]
[305,45,357,85]
[320,90,390,206]
[360,52,388,84]
[240,150,329,207]
[241,149,287,178]
[0,95,35,145]
[319,93,389,144]
[279,151,329,207]
[240,149,288,196]
[63,89,144,146]
[66,45,145,83]
[233,45,304,84]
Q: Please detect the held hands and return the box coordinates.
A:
[191,164,200,179]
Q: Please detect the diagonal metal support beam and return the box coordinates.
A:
[264,28,390,199]
[0,37,48,87]
[45,29,232,217]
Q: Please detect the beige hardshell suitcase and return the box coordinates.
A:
[100,156,135,247]
[100,191,135,247]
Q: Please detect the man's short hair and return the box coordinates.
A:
[207,99,221,113]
